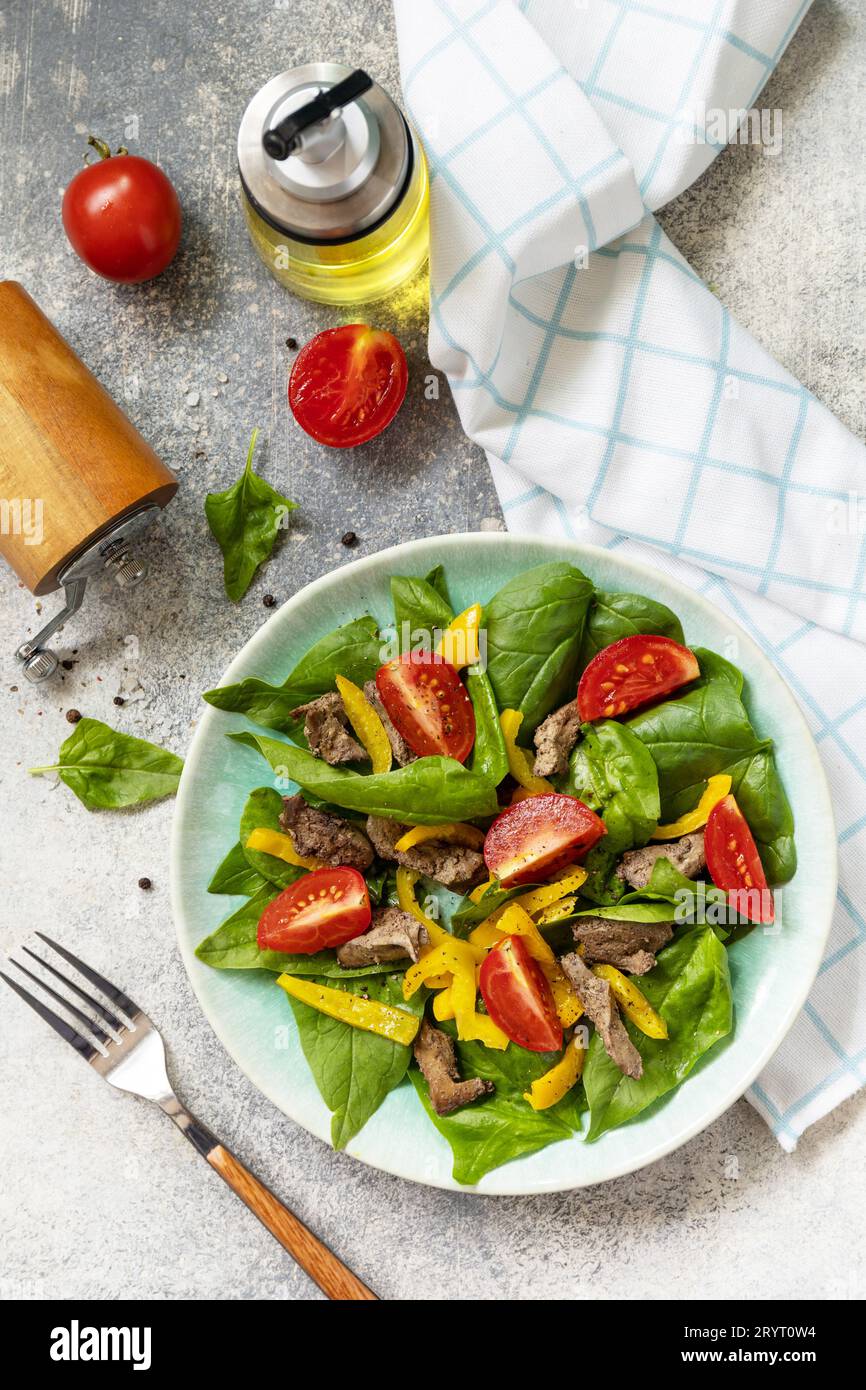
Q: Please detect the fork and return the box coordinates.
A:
[1,933,377,1301]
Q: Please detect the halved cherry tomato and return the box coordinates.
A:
[705,794,775,924]
[257,867,371,954]
[479,935,562,1052]
[375,653,475,762]
[483,792,606,887]
[578,634,700,721]
[289,325,408,448]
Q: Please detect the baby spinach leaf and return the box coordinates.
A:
[208,841,269,897]
[204,429,296,602]
[691,647,745,694]
[194,890,396,977]
[410,1026,585,1184]
[579,590,684,669]
[568,900,681,925]
[467,669,508,786]
[564,720,660,904]
[424,564,452,607]
[583,926,733,1140]
[285,972,426,1149]
[229,731,500,824]
[239,786,307,889]
[391,573,454,652]
[29,717,183,810]
[202,616,381,734]
[484,562,593,737]
[626,676,796,883]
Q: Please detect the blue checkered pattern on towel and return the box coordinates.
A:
[394,0,866,1148]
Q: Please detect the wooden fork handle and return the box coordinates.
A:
[206,1144,378,1300]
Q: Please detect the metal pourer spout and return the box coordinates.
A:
[263,68,373,162]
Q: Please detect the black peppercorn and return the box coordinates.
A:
[138,877,152,891]
[341,531,358,547]
[66,708,82,724]
[113,695,124,706]
[286,337,298,350]
[263,593,277,608]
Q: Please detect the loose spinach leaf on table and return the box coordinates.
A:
[583,926,733,1140]
[204,429,296,602]
[563,719,660,904]
[30,717,183,810]
[467,669,508,787]
[239,786,307,889]
[410,1025,586,1184]
[285,972,426,1149]
[229,731,500,824]
[626,671,796,884]
[579,590,685,670]
[484,561,593,737]
[195,889,397,977]
[208,841,269,897]
[202,616,382,735]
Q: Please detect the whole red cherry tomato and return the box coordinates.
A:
[62,137,182,284]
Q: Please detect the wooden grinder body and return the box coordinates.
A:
[0,281,177,595]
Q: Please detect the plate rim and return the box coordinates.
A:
[170,532,838,1195]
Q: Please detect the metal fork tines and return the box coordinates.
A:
[2,933,379,1299]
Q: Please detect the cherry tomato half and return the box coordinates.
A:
[375,652,475,762]
[484,792,606,887]
[479,935,562,1052]
[578,634,700,722]
[62,145,182,284]
[289,325,408,448]
[257,867,372,954]
[705,794,774,924]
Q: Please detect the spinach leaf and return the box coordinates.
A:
[425,564,452,607]
[29,717,183,810]
[202,616,381,734]
[239,786,307,889]
[466,669,508,786]
[195,891,397,977]
[286,972,426,1149]
[204,429,296,602]
[568,900,681,925]
[626,676,796,883]
[564,720,660,904]
[691,647,745,694]
[208,841,269,897]
[484,562,593,737]
[391,573,454,653]
[229,731,500,824]
[410,1026,585,1184]
[583,926,733,1140]
[579,590,684,669]
[620,858,728,919]
[451,881,538,933]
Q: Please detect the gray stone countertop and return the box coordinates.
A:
[0,0,863,1300]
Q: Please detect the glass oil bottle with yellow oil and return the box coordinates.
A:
[238,65,429,306]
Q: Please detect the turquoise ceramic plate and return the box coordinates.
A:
[170,534,836,1194]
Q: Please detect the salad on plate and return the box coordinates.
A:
[195,560,795,1185]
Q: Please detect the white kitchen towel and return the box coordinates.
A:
[394,0,866,1149]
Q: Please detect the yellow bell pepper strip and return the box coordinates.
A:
[435,603,482,669]
[396,867,449,951]
[500,709,554,794]
[650,773,732,841]
[534,895,577,926]
[432,985,455,1021]
[245,827,324,871]
[402,938,479,999]
[463,1012,509,1049]
[496,904,583,1027]
[334,674,392,774]
[394,822,485,853]
[276,974,420,1045]
[591,964,668,1039]
[524,1036,585,1111]
[469,875,497,904]
[469,919,506,950]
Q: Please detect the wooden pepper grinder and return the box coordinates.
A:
[0,282,178,681]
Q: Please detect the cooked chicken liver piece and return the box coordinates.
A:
[336,907,428,968]
[366,815,486,892]
[572,916,673,975]
[279,794,374,871]
[290,691,366,766]
[616,830,706,891]
[533,699,583,778]
[363,680,417,767]
[413,1018,494,1115]
[560,952,643,1079]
